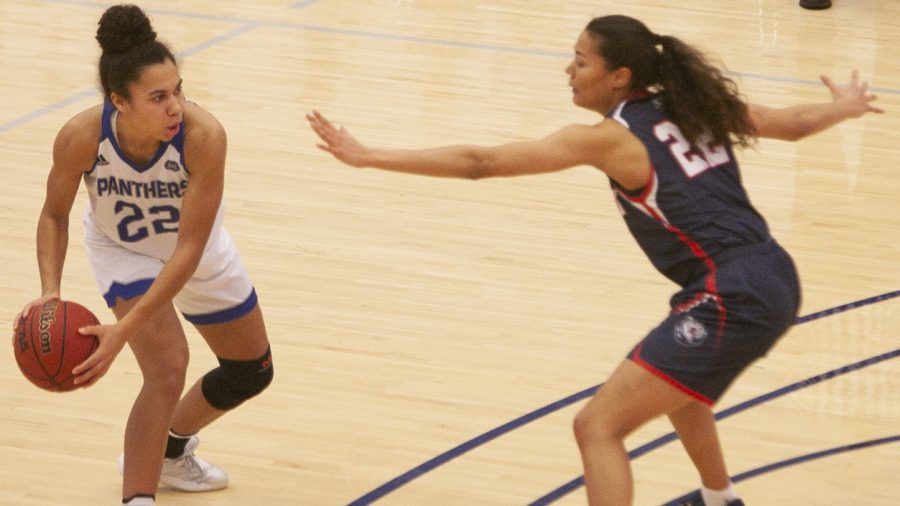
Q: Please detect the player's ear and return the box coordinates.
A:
[612,67,633,89]
[109,92,128,113]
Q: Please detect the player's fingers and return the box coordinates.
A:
[819,75,838,94]
[309,111,327,129]
[14,301,39,328]
[13,311,24,330]
[310,119,334,143]
[71,347,106,376]
[312,110,329,124]
[73,360,103,384]
[78,324,100,336]
[78,366,107,389]
[316,112,342,137]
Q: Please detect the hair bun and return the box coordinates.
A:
[95,4,157,55]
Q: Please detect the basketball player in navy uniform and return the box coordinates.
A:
[14,5,273,505]
[308,14,882,506]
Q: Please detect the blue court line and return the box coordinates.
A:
[346,384,600,506]
[347,289,900,505]
[42,0,297,23]
[0,88,98,134]
[0,17,262,135]
[9,1,899,135]
[178,22,261,59]
[290,0,323,8]
[661,434,900,505]
[530,347,900,505]
[36,1,900,83]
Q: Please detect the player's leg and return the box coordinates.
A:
[83,230,191,503]
[573,359,696,505]
[113,295,190,502]
[172,302,271,433]
[153,308,270,494]
[146,300,270,493]
[668,402,745,506]
[668,402,728,488]
[167,232,273,435]
[146,271,271,492]
[149,233,272,491]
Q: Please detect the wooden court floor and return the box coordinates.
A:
[1,0,897,504]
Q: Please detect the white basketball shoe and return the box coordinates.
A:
[117,435,229,492]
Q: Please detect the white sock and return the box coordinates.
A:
[701,482,739,506]
[122,497,155,506]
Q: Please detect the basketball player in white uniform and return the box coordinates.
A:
[15,5,273,505]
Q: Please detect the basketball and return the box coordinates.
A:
[12,299,100,392]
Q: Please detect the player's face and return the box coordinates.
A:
[119,59,185,143]
[565,31,629,114]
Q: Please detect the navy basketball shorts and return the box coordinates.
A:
[628,241,801,405]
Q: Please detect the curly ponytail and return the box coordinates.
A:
[585,15,755,148]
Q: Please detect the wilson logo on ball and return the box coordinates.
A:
[38,299,59,354]
[14,299,100,392]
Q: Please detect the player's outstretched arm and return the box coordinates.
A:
[307,110,628,180]
[749,70,883,141]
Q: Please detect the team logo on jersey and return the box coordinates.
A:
[95,154,109,166]
[164,161,181,172]
[674,315,707,347]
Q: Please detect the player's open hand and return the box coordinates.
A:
[821,70,884,116]
[71,321,128,388]
[307,110,371,168]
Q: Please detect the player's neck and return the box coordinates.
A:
[114,112,161,166]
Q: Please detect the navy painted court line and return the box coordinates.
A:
[660,434,900,505]
[7,5,897,499]
[346,384,601,506]
[0,24,256,134]
[33,0,900,98]
[529,347,900,505]
[290,0,323,8]
[348,289,900,505]
[0,88,98,134]
[9,0,899,134]
[178,22,261,59]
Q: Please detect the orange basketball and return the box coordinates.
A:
[13,299,100,392]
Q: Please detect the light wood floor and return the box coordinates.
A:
[1,1,898,505]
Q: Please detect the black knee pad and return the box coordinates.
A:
[201,347,273,411]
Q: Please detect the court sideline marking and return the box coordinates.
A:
[8,2,898,503]
[4,0,898,135]
[658,434,900,506]
[349,290,900,505]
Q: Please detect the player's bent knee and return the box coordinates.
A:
[201,346,273,411]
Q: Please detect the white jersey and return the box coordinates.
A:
[83,100,225,261]
[82,100,254,320]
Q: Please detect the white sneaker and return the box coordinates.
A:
[117,435,229,492]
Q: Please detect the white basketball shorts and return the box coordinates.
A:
[83,217,256,325]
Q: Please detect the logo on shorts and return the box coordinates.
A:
[674,315,707,347]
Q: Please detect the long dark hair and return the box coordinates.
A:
[585,15,755,148]
[96,4,176,100]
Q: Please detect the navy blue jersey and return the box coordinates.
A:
[608,93,771,287]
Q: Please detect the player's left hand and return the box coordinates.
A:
[821,70,884,116]
[307,110,372,168]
